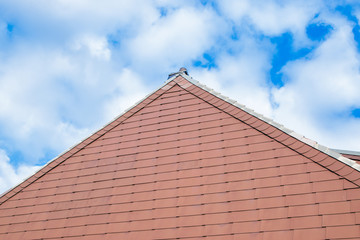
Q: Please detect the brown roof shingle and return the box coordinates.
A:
[1,72,360,239]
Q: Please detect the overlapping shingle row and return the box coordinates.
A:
[0,73,359,239]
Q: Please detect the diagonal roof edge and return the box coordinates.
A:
[0,77,176,204]
[172,71,360,172]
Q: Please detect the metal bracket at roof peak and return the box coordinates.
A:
[167,67,189,80]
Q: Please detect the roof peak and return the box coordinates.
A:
[168,67,188,79]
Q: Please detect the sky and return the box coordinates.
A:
[0,0,360,194]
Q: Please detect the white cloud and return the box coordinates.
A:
[0,149,41,194]
[127,6,227,72]
[218,0,323,47]
[0,0,160,37]
[192,35,273,117]
[103,68,150,122]
[273,17,360,150]
[72,35,111,60]
[0,47,95,161]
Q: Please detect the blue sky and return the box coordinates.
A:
[0,0,360,193]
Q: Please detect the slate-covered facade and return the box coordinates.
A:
[0,69,360,239]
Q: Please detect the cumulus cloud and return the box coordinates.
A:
[0,0,160,39]
[192,35,273,117]
[273,16,360,150]
[218,0,323,46]
[103,68,150,121]
[0,47,97,161]
[0,149,41,194]
[126,5,227,74]
[72,35,111,60]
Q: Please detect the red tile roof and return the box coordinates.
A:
[1,71,360,239]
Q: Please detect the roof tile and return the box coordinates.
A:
[286,192,316,206]
[259,207,288,219]
[326,225,360,239]
[233,221,260,234]
[260,218,291,231]
[288,204,319,217]
[262,230,293,240]
[350,199,360,211]
[293,228,325,240]
[319,201,351,214]
[291,215,322,229]
[323,213,356,226]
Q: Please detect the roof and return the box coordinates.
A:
[332,149,360,164]
[1,70,360,239]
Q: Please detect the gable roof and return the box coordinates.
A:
[1,70,360,239]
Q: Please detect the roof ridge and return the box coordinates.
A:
[0,78,180,204]
[175,72,360,173]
